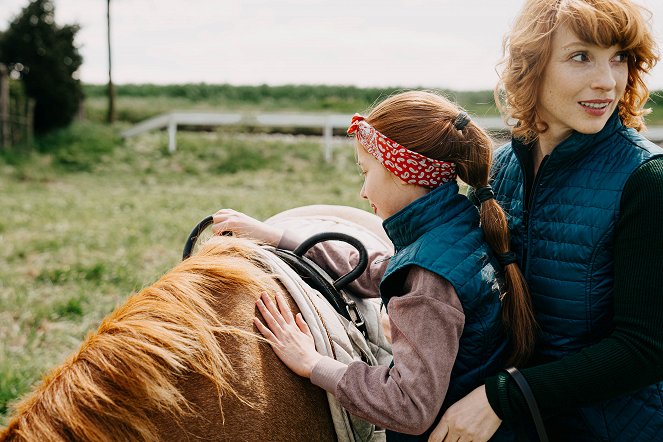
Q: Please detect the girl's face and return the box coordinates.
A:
[355,141,429,219]
[536,23,628,149]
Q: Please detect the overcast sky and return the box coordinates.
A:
[1,0,662,90]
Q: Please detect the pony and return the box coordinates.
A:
[1,205,391,442]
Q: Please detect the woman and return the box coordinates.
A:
[429,0,663,441]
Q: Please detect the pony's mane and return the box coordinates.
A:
[1,237,279,442]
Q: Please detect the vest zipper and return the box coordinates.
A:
[521,155,550,272]
[512,141,550,274]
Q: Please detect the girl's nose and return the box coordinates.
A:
[359,182,367,200]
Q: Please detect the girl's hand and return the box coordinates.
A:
[380,310,392,344]
[212,209,283,245]
[253,292,323,378]
[428,385,501,442]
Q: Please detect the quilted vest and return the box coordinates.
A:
[491,110,663,440]
[379,181,514,442]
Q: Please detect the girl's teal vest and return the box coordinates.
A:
[491,111,663,440]
[379,181,513,441]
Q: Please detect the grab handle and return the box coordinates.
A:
[293,232,369,292]
[182,215,214,260]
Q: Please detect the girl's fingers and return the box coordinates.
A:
[276,292,295,323]
[212,210,237,234]
[211,218,229,235]
[213,208,235,216]
[261,293,287,328]
[256,297,283,334]
[212,212,230,224]
[296,313,312,338]
[211,224,225,235]
[253,317,278,343]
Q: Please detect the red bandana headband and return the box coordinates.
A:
[347,114,457,189]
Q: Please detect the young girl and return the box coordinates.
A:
[212,91,535,440]
[431,1,663,441]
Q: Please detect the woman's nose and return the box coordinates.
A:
[359,182,367,199]
[591,60,618,91]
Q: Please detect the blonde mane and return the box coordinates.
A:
[1,237,280,442]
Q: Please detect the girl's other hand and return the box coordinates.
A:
[428,385,501,442]
[380,310,392,344]
[253,292,323,378]
[212,209,283,245]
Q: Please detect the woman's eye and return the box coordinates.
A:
[613,52,629,63]
[571,52,589,62]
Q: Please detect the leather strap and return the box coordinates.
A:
[267,247,369,338]
[505,367,549,442]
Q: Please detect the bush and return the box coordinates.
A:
[35,121,120,171]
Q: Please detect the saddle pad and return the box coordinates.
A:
[250,243,392,442]
[264,205,394,255]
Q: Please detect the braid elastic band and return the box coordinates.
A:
[475,185,495,203]
[497,251,517,267]
[347,114,456,189]
[453,112,471,130]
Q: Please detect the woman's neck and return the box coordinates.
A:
[537,128,570,156]
[533,127,572,175]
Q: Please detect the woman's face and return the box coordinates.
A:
[536,23,628,148]
[355,142,428,219]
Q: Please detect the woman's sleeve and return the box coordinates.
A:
[485,157,663,422]
[278,230,391,298]
[310,267,465,435]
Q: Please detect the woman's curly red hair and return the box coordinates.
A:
[496,0,660,142]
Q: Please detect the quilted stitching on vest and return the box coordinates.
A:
[491,111,663,439]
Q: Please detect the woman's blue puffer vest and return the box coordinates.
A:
[379,180,514,441]
[491,110,663,441]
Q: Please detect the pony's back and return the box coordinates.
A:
[1,237,335,442]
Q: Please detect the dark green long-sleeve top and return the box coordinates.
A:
[485,157,663,423]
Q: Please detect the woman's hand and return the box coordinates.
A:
[253,292,323,378]
[428,385,501,442]
[212,209,283,245]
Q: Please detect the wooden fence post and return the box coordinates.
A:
[0,64,9,149]
[167,115,177,153]
[26,99,35,147]
[323,120,333,162]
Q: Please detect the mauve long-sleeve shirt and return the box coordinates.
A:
[278,232,465,435]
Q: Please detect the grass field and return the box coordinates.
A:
[0,122,365,423]
[83,84,502,123]
[81,83,663,125]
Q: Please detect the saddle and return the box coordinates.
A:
[182,214,392,442]
[183,217,371,338]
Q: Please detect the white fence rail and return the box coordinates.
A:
[121,112,663,161]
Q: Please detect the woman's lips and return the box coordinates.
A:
[579,99,612,117]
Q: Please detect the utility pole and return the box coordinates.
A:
[106,0,116,123]
[0,64,10,149]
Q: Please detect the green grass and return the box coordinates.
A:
[81,83,663,125]
[82,84,504,124]
[0,122,365,423]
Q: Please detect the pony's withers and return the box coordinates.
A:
[1,237,335,442]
